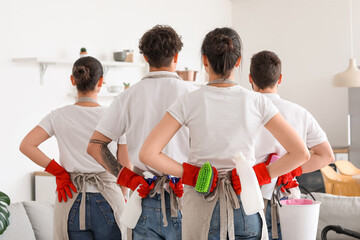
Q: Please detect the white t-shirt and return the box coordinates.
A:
[38,105,122,173]
[255,93,328,199]
[95,71,198,176]
[167,85,279,173]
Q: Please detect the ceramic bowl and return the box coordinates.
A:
[107,85,122,93]
[113,52,127,62]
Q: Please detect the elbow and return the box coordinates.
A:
[139,148,148,165]
[87,143,96,157]
[328,153,335,165]
[19,139,28,155]
[301,149,311,164]
[19,141,25,154]
[139,147,155,165]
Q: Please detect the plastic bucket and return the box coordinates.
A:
[277,186,321,240]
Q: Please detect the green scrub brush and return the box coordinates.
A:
[195,162,214,194]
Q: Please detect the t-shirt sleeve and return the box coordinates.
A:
[95,97,126,141]
[167,95,187,125]
[258,94,279,125]
[306,112,328,148]
[37,112,55,137]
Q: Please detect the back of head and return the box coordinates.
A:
[250,50,282,90]
[201,27,242,78]
[72,56,103,92]
[139,25,183,68]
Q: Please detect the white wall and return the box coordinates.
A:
[0,0,232,202]
[232,0,357,148]
[2,0,356,203]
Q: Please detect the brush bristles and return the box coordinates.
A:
[195,162,214,194]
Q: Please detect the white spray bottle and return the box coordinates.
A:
[235,152,264,215]
[120,171,156,229]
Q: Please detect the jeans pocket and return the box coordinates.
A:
[68,197,81,226]
[95,198,116,225]
[243,212,262,237]
[209,201,220,235]
[171,218,182,240]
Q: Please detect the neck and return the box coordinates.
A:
[207,71,236,87]
[77,91,98,100]
[76,91,100,107]
[258,86,277,94]
[149,66,175,72]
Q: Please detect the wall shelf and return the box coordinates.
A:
[12,57,146,84]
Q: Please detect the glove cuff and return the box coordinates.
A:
[182,163,199,186]
[253,163,271,186]
[116,167,138,191]
[45,159,66,176]
[292,166,302,177]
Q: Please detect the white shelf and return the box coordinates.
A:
[12,57,146,84]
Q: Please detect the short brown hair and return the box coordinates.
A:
[250,50,281,90]
[139,25,183,68]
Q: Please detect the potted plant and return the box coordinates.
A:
[123,82,130,90]
[0,191,10,235]
[80,47,87,57]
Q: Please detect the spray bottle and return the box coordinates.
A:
[120,171,156,229]
[234,152,264,215]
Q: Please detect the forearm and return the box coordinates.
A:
[19,145,51,168]
[88,140,123,177]
[140,152,183,177]
[267,151,309,179]
[299,141,335,174]
[117,144,133,170]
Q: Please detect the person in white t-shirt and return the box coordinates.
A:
[87,25,197,239]
[20,56,130,240]
[139,27,310,240]
[249,50,335,240]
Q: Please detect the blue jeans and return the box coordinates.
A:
[68,193,121,240]
[208,195,262,240]
[133,192,182,240]
[265,200,282,240]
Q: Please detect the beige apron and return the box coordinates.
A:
[182,173,268,240]
[53,171,126,240]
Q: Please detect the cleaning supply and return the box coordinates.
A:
[168,175,183,197]
[195,162,214,194]
[120,171,156,229]
[45,159,77,202]
[234,152,264,215]
[276,185,321,240]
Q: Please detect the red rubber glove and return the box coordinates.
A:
[230,163,271,195]
[45,160,77,202]
[277,166,302,192]
[169,178,184,198]
[182,163,218,193]
[231,168,241,195]
[117,167,155,198]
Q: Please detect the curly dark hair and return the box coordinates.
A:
[139,25,183,68]
[250,50,282,90]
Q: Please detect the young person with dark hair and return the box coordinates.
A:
[250,50,334,240]
[87,25,197,239]
[20,56,130,240]
[140,28,310,240]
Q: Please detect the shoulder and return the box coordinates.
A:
[277,97,309,115]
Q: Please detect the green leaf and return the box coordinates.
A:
[0,192,10,206]
[0,192,10,235]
